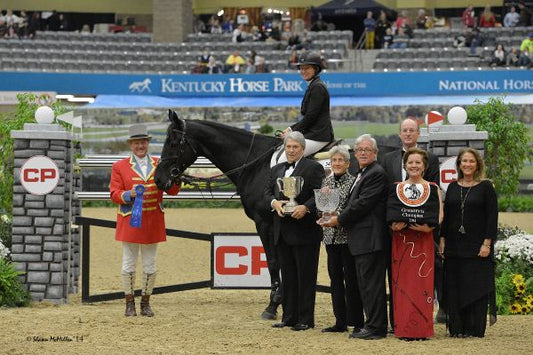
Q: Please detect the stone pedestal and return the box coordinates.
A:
[11,123,81,304]
[428,124,488,162]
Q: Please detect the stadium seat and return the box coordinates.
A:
[425,61,436,70]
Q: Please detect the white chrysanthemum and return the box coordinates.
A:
[0,240,10,260]
[495,234,533,265]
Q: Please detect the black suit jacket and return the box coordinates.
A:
[381,148,440,186]
[337,161,388,256]
[291,76,334,142]
[264,157,325,246]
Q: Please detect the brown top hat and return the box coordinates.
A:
[127,124,152,141]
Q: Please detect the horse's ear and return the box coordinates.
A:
[168,110,184,127]
[168,109,177,123]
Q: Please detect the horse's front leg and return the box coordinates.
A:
[255,216,281,320]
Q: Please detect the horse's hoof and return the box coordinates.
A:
[261,310,277,320]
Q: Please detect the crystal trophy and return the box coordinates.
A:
[314,187,340,223]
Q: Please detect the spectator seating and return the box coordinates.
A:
[0,30,352,74]
[372,26,533,72]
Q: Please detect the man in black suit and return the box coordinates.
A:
[322,134,388,340]
[381,117,444,327]
[381,117,439,184]
[265,131,325,331]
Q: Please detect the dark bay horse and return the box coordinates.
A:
[155,110,283,319]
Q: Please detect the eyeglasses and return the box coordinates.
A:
[355,148,375,154]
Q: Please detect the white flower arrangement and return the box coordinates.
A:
[0,240,9,260]
[494,233,533,265]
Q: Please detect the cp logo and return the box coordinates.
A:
[20,156,60,195]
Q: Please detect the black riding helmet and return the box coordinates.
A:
[297,51,324,74]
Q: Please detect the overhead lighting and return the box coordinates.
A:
[217,9,224,17]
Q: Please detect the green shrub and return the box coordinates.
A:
[466,97,530,197]
[0,257,31,307]
[258,123,273,134]
[498,196,533,212]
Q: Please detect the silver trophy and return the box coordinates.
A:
[276,176,304,215]
[314,187,340,223]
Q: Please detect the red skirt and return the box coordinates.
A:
[391,229,434,338]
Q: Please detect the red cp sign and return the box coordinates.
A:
[212,235,271,288]
[20,156,59,195]
[440,156,458,192]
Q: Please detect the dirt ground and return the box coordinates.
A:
[1,208,532,355]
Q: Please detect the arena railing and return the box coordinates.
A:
[75,216,212,303]
[75,155,241,200]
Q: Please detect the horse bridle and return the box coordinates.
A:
[159,119,281,186]
[158,119,199,179]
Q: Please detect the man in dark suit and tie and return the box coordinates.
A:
[322,134,388,339]
[381,117,444,327]
[265,131,325,331]
[382,117,439,184]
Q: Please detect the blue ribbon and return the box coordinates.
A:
[129,185,145,228]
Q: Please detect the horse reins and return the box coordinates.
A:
[162,122,280,181]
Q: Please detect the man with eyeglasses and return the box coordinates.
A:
[321,134,388,340]
[381,117,443,329]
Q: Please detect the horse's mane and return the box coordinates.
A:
[187,120,279,145]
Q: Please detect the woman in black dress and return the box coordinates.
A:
[439,148,498,337]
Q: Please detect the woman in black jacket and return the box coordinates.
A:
[272,51,334,166]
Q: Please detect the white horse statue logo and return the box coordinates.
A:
[129,78,152,93]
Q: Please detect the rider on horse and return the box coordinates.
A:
[271,51,334,166]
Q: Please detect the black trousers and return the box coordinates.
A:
[277,239,320,327]
[325,244,364,328]
[354,250,388,334]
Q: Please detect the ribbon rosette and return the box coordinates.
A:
[130,185,146,228]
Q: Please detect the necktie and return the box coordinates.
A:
[350,170,363,193]
[284,162,295,177]
[401,150,407,181]
[139,158,148,177]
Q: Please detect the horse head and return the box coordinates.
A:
[155,110,199,191]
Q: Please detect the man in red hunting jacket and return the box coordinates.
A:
[110,124,180,317]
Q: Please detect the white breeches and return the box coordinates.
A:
[121,242,158,275]
[270,139,329,167]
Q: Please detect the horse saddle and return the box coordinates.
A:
[312,138,345,160]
